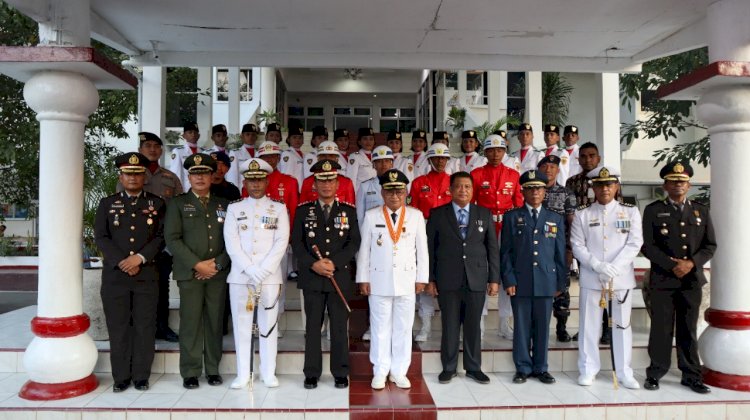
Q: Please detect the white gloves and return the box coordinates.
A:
[245,266,272,287]
[592,260,620,278]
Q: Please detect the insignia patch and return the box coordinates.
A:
[230,156,235,162]
[561,156,568,164]
[307,159,313,164]
[171,153,176,160]
[350,158,355,165]
[283,156,289,162]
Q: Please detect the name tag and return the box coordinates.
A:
[183,206,196,212]
[657,213,671,218]
[375,224,385,228]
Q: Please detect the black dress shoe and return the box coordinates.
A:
[644,377,660,390]
[183,377,199,389]
[466,370,490,384]
[600,327,612,345]
[512,372,527,384]
[113,379,131,393]
[681,378,711,394]
[557,330,571,342]
[134,379,149,391]
[438,371,458,384]
[304,376,318,389]
[572,332,579,341]
[535,371,556,384]
[155,327,179,343]
[334,376,349,389]
[207,375,223,386]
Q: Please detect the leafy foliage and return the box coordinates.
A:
[473,115,522,141]
[445,106,467,132]
[619,48,709,166]
[541,72,573,127]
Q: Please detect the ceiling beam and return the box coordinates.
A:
[90,10,142,56]
[632,17,707,63]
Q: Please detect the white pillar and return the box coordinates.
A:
[525,71,543,147]
[140,66,166,137]
[196,67,213,136]
[227,67,241,137]
[20,71,100,400]
[260,67,276,127]
[487,71,508,126]
[696,0,750,391]
[595,73,621,170]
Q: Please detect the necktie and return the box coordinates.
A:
[532,208,538,224]
[199,196,209,209]
[391,212,398,224]
[458,209,468,239]
[323,204,331,221]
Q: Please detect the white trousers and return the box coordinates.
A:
[230,283,280,382]
[578,287,633,380]
[482,230,512,318]
[369,294,416,377]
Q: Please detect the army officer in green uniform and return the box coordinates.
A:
[165,153,231,390]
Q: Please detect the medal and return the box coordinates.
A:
[382,205,406,245]
[478,226,484,232]
[147,218,153,225]
[660,228,668,235]
[218,217,224,223]
[240,224,247,230]
[309,231,315,238]
[377,233,383,246]
[339,231,344,237]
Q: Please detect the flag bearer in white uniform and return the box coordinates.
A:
[511,123,543,174]
[458,129,487,173]
[224,158,290,389]
[570,166,643,390]
[357,169,429,390]
[541,124,571,185]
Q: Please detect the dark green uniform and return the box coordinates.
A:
[165,191,231,378]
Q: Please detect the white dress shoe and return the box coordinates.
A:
[389,375,411,389]
[620,376,640,389]
[498,317,514,340]
[362,327,371,341]
[371,375,386,390]
[263,375,280,388]
[578,375,595,386]
[230,377,249,389]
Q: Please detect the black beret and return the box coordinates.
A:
[544,124,559,134]
[563,125,578,135]
[183,122,199,132]
[358,127,374,138]
[266,123,282,134]
[538,155,561,167]
[210,150,231,168]
[387,130,402,141]
[138,131,162,145]
[212,124,227,135]
[461,130,477,139]
[312,126,329,138]
[242,123,259,133]
[334,128,349,139]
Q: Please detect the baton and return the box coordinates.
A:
[311,244,351,313]
[608,279,619,390]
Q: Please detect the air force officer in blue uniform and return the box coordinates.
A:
[501,170,566,385]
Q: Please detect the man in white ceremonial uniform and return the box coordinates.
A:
[571,166,643,389]
[356,145,393,224]
[511,123,543,174]
[227,123,260,187]
[357,169,429,390]
[169,122,202,192]
[563,125,582,177]
[224,158,290,389]
[540,124,571,185]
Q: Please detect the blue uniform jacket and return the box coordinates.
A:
[500,206,567,297]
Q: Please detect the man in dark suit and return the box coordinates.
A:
[501,170,566,384]
[95,153,165,392]
[426,171,500,384]
[642,161,716,394]
[165,153,231,390]
[291,159,361,390]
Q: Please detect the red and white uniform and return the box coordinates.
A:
[470,164,524,235]
[408,171,452,220]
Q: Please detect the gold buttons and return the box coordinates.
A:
[129,251,135,255]
[681,234,686,238]
[130,226,135,231]
[533,251,538,256]
[680,222,685,226]
[682,245,687,250]
[129,238,135,243]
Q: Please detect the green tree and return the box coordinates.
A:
[620,48,709,167]
[0,2,137,225]
[472,115,522,141]
[541,72,573,127]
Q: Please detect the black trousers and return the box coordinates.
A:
[155,252,172,329]
[101,276,158,383]
[437,282,485,373]
[646,285,702,381]
[303,289,350,378]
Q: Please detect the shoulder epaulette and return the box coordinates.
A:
[337,200,356,208]
[230,198,243,204]
[577,203,592,210]
[271,198,285,205]
[619,202,636,208]
[298,200,316,207]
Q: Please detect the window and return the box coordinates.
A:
[333,106,371,133]
[1,204,29,220]
[444,72,458,89]
[507,72,526,129]
[379,108,417,132]
[215,68,253,102]
[287,106,325,130]
[466,71,488,105]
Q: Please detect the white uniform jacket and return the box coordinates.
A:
[356,205,429,296]
[227,146,256,187]
[168,144,198,192]
[565,143,582,177]
[571,200,643,290]
[356,177,383,227]
[347,150,377,186]
[279,148,305,191]
[393,153,416,187]
[458,152,487,173]
[512,147,544,174]
[224,196,290,286]
[409,152,431,178]
[502,154,522,173]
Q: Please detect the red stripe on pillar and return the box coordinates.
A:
[704,308,750,330]
[19,373,98,401]
[31,314,90,338]
[703,367,750,391]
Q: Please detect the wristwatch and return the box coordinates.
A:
[215,263,223,271]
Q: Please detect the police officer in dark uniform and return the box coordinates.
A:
[165,153,231,390]
[291,159,361,390]
[117,132,182,343]
[642,161,716,394]
[538,155,577,342]
[95,153,166,392]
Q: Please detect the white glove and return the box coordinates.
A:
[257,268,272,280]
[598,272,610,287]
[592,260,608,275]
[245,266,260,286]
[602,263,620,278]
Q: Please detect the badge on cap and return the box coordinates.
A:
[600,167,609,178]
[323,161,332,171]
[389,171,398,182]
[674,163,684,174]
[194,155,202,165]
